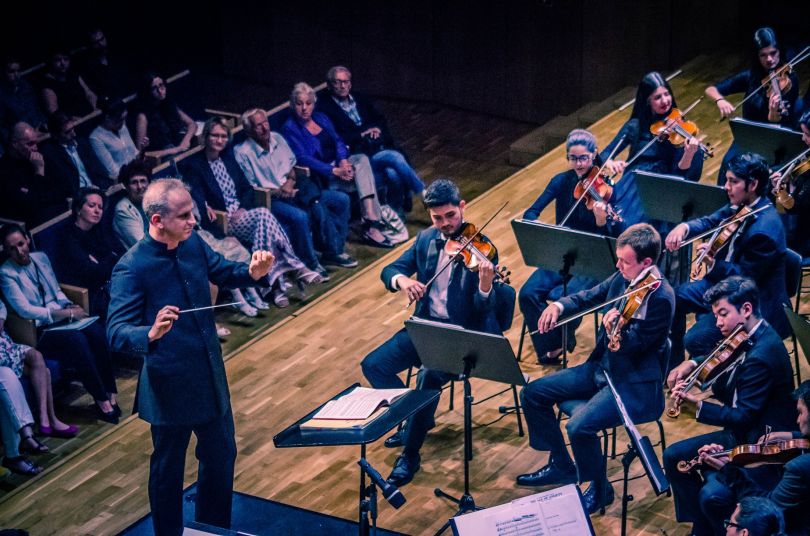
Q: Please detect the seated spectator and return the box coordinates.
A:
[0,122,65,226]
[39,45,97,118]
[0,224,119,424]
[113,161,150,248]
[0,56,47,145]
[181,117,325,307]
[1,301,76,438]
[282,82,391,248]
[89,98,141,181]
[1,366,43,476]
[76,28,132,100]
[54,188,123,317]
[318,65,424,213]
[234,107,356,275]
[41,112,110,197]
[133,72,196,160]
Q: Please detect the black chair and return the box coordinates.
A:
[785,248,803,383]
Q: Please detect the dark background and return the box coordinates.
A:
[4,1,809,124]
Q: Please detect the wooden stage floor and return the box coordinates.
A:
[1,53,808,535]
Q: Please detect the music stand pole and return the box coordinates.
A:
[620,444,638,536]
[358,443,378,536]
[559,253,574,368]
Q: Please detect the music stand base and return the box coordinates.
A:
[432,489,482,536]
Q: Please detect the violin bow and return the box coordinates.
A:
[405,201,509,308]
[677,204,769,250]
[723,45,810,119]
[528,277,660,336]
[772,146,810,177]
[559,135,625,228]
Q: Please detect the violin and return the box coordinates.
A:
[607,271,661,352]
[649,108,714,158]
[444,222,511,283]
[690,205,755,280]
[773,150,810,212]
[573,166,623,222]
[763,65,793,117]
[666,323,751,418]
[677,437,810,473]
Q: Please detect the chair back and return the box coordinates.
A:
[785,248,802,299]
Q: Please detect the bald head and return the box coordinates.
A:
[10,122,39,159]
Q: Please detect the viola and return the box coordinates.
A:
[573,166,623,222]
[677,437,810,473]
[774,157,810,212]
[763,65,793,117]
[606,271,661,352]
[649,108,714,158]
[691,205,754,280]
[444,222,511,283]
[666,323,751,418]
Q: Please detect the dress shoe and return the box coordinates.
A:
[38,424,79,438]
[386,452,420,487]
[516,462,577,487]
[94,405,119,425]
[2,456,43,476]
[384,428,404,448]
[581,481,615,515]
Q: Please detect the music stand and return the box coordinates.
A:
[635,170,728,283]
[729,118,806,166]
[273,384,440,536]
[404,318,525,535]
[603,371,669,536]
[785,305,810,370]
[511,219,617,367]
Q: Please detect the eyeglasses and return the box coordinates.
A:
[331,79,351,86]
[566,154,593,164]
[151,82,166,91]
[723,519,742,530]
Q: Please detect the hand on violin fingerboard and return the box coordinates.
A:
[397,277,427,303]
[695,243,717,271]
[477,258,495,293]
[601,308,621,331]
[698,444,729,470]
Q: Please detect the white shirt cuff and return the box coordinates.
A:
[552,302,564,314]
[391,274,406,289]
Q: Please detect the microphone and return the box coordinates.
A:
[357,459,406,509]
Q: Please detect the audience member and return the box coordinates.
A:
[41,112,110,196]
[282,82,391,248]
[133,72,196,160]
[0,300,76,438]
[0,56,47,145]
[89,98,141,181]
[39,45,97,118]
[0,366,43,476]
[234,107,356,275]
[0,224,119,424]
[77,28,132,100]
[0,122,65,226]
[318,65,424,213]
[113,161,150,248]
[180,117,325,307]
[54,188,124,317]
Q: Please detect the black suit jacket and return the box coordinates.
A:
[380,226,514,334]
[699,321,797,444]
[179,150,257,233]
[40,138,111,198]
[316,91,397,155]
[0,154,66,226]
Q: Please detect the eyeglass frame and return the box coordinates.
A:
[723,519,742,530]
[566,154,594,164]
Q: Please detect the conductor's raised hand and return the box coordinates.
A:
[148,305,180,342]
[249,250,275,280]
[537,304,560,334]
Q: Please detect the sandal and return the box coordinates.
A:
[2,456,44,476]
[19,435,49,454]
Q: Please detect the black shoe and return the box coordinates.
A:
[582,481,615,515]
[2,456,43,476]
[537,352,563,366]
[112,403,122,418]
[321,253,358,269]
[386,452,420,487]
[384,428,404,448]
[94,405,119,425]
[516,462,577,487]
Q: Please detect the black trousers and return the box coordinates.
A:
[148,409,237,536]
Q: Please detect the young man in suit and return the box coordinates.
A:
[665,152,789,367]
[107,179,273,535]
[361,178,514,487]
[517,223,675,514]
[662,276,796,536]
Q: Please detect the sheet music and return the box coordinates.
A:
[311,387,408,420]
[452,484,594,536]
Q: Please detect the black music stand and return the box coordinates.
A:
[729,118,806,166]
[404,318,525,536]
[273,384,440,536]
[786,305,810,369]
[635,170,728,283]
[511,219,618,367]
[603,371,669,536]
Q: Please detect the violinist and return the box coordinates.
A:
[519,129,618,365]
[702,381,810,535]
[360,179,515,487]
[662,276,795,536]
[665,152,790,366]
[706,27,801,185]
[517,224,674,514]
[772,111,810,258]
[601,72,703,229]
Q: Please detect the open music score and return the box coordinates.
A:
[451,484,594,536]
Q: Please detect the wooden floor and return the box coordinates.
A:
[2,53,809,535]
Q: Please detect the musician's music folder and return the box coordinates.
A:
[450,484,595,536]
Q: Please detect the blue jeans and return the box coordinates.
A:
[371,150,424,209]
[312,189,350,257]
[271,198,318,268]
